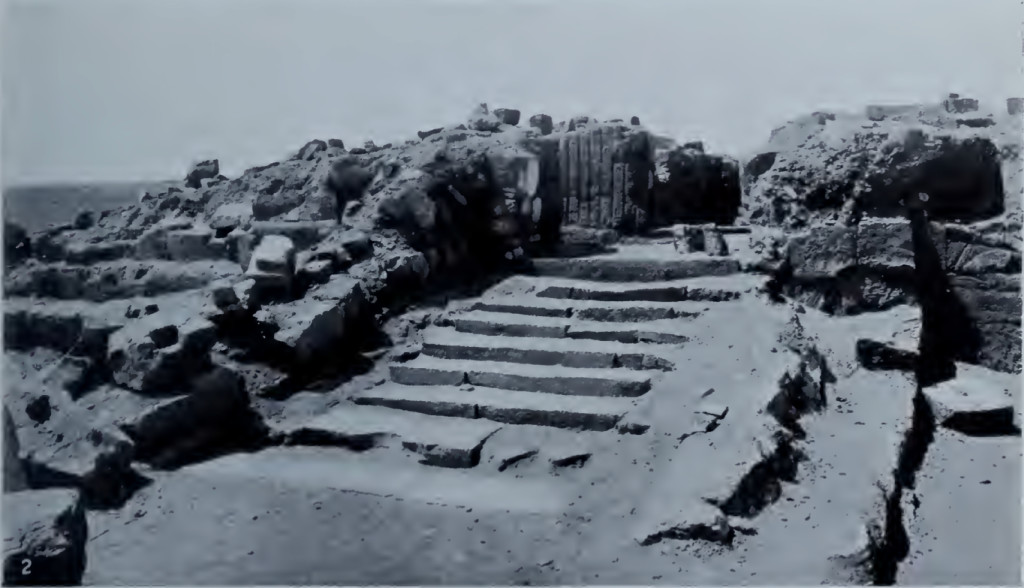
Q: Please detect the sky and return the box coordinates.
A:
[2,0,1022,187]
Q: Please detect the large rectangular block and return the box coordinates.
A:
[567,134,580,224]
[598,128,613,227]
[579,131,591,226]
[558,135,570,225]
[612,162,625,226]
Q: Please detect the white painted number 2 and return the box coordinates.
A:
[21,559,31,575]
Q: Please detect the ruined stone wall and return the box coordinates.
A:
[523,123,653,234]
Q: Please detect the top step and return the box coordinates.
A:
[528,256,739,282]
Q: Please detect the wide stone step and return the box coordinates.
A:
[452,311,690,345]
[281,404,501,468]
[470,299,700,322]
[536,284,741,302]
[529,257,739,282]
[419,329,673,370]
[390,356,654,397]
[354,383,635,431]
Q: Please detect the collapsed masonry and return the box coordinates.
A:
[2,95,1021,585]
[749,94,1022,584]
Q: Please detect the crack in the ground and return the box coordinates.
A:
[655,346,829,548]
[676,407,729,443]
[640,516,759,548]
[709,431,807,518]
[862,387,937,585]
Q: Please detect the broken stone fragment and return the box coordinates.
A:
[106,314,218,395]
[211,283,241,310]
[233,278,257,311]
[72,210,94,231]
[673,225,706,254]
[923,364,1020,436]
[528,114,553,135]
[251,235,296,274]
[856,339,918,372]
[2,489,88,586]
[492,108,521,126]
[253,275,368,367]
[702,227,728,256]
[185,159,219,189]
[121,367,266,469]
[296,258,335,287]
[208,203,252,236]
[467,103,503,133]
[417,127,443,140]
[295,139,327,161]
[245,235,297,302]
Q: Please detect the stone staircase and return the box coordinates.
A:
[278,239,754,476]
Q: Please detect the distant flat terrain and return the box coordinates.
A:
[2,181,174,233]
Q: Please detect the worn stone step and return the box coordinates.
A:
[469,302,572,318]
[470,299,700,322]
[453,317,567,339]
[390,356,654,397]
[536,283,741,302]
[529,257,739,282]
[451,311,690,345]
[354,383,636,431]
[419,329,673,370]
[281,403,501,468]
[185,446,574,513]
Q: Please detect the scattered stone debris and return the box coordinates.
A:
[2,94,1020,585]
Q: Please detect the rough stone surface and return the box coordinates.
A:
[4,222,31,267]
[121,368,266,469]
[254,275,367,366]
[529,114,553,135]
[651,144,742,226]
[4,407,28,492]
[744,102,1013,228]
[107,313,218,395]
[185,160,219,190]
[493,108,521,126]
[3,489,88,586]
[786,225,857,278]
